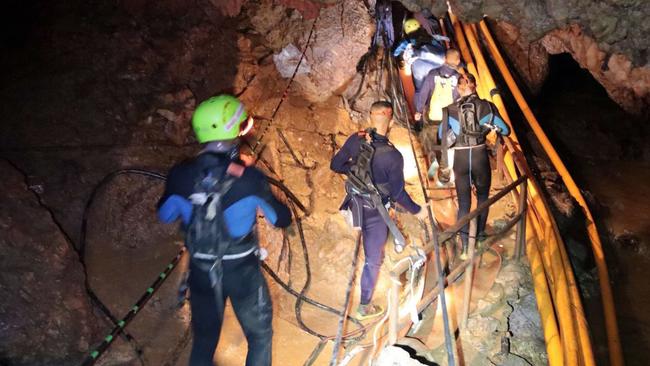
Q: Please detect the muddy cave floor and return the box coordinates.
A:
[78,102,545,366]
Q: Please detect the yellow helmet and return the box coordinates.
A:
[404,19,421,35]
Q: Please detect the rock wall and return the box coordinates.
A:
[0,160,100,365]
[245,0,374,103]
[396,0,650,114]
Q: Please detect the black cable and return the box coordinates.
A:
[79,167,365,365]
[329,233,363,365]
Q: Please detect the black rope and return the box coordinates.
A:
[251,16,319,154]
[328,233,363,365]
[78,167,364,365]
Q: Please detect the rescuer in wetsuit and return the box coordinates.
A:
[157,95,291,366]
[393,18,447,94]
[330,101,428,319]
[438,75,510,258]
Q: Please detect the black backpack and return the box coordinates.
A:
[457,97,491,146]
[185,164,238,265]
[346,130,392,198]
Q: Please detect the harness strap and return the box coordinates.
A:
[370,194,406,247]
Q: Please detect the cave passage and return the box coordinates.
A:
[1,1,648,366]
[533,52,650,366]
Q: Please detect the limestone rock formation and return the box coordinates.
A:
[0,160,100,365]
[393,0,649,114]
[290,0,375,102]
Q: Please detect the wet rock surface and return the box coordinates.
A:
[0,160,101,365]
[397,0,649,114]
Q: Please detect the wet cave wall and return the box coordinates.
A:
[401,0,650,114]
[0,0,648,364]
[1,1,374,364]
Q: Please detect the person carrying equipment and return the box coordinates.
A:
[437,75,510,259]
[415,48,464,125]
[157,95,291,366]
[330,101,428,320]
[414,49,465,179]
[393,18,448,94]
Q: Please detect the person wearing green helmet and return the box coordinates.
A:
[158,94,291,366]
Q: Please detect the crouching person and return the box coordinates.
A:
[157,95,291,366]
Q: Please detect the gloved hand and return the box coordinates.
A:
[284,224,297,237]
[432,34,450,42]
[158,195,193,225]
[414,112,422,121]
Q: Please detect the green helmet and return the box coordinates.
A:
[192,95,248,143]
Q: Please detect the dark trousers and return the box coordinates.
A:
[360,207,389,304]
[453,145,491,248]
[188,254,272,366]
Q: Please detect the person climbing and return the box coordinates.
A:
[415,48,465,125]
[415,48,465,175]
[437,75,510,259]
[393,18,448,94]
[330,101,428,320]
[157,95,291,366]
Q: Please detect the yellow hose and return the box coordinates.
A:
[478,19,622,366]
[447,10,606,365]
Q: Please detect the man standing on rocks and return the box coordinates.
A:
[157,95,291,366]
[438,75,510,259]
[330,101,428,319]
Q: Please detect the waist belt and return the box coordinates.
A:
[193,245,257,261]
[453,143,486,150]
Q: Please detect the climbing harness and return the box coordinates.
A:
[344,128,407,252]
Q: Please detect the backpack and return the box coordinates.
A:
[186,162,240,266]
[346,130,392,198]
[344,130,407,249]
[457,98,490,146]
[428,74,457,121]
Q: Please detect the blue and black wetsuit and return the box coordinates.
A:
[158,150,291,366]
[439,94,510,249]
[331,132,420,305]
[394,34,446,93]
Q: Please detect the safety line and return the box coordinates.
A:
[251,15,319,154]
[329,233,363,365]
[81,248,186,366]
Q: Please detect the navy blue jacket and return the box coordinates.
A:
[415,64,462,114]
[330,132,421,214]
[158,152,291,239]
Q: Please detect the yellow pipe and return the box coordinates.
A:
[449,11,571,365]
[466,21,597,365]
[478,20,622,366]
[457,14,598,364]
[448,12,488,100]
[527,229,564,365]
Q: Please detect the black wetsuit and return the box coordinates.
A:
[439,94,510,247]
